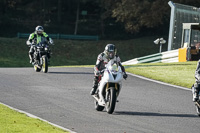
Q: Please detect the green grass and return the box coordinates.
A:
[0,104,68,133]
[125,61,197,88]
[0,36,166,67]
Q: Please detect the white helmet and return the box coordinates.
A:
[104,44,116,59]
[35,26,44,35]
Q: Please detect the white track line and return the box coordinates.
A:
[127,72,191,91]
[0,102,76,133]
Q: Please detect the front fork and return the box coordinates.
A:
[105,83,120,100]
[40,56,43,66]
[98,82,120,106]
[34,52,44,67]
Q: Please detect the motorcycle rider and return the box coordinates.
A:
[193,60,200,102]
[90,44,128,95]
[26,26,53,64]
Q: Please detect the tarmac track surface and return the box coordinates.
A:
[0,67,200,133]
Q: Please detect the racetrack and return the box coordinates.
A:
[0,67,199,133]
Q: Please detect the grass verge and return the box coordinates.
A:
[125,61,197,88]
[0,103,69,133]
[0,36,167,67]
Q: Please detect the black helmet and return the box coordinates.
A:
[104,44,116,59]
[35,26,44,35]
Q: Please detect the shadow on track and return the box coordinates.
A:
[49,72,93,75]
[115,111,197,118]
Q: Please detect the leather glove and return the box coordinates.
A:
[123,72,128,79]
[49,38,54,45]
[26,41,31,46]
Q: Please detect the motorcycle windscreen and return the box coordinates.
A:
[106,60,118,72]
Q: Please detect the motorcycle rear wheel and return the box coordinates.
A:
[106,87,116,114]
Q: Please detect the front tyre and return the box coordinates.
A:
[42,55,48,73]
[106,87,116,114]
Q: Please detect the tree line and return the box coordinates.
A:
[0,0,200,38]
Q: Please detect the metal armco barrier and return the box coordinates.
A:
[161,49,179,63]
[137,53,162,64]
[122,49,181,65]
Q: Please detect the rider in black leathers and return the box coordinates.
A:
[90,44,128,95]
[193,60,200,102]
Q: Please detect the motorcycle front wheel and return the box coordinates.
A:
[106,87,116,114]
[42,55,48,73]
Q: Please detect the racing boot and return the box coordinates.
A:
[29,54,34,64]
[90,86,97,95]
[90,76,98,95]
[193,91,198,102]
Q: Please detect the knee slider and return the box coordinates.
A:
[194,83,199,88]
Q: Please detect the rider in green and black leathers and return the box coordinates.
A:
[26,26,53,64]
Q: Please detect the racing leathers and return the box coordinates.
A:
[193,60,200,101]
[90,52,127,95]
[27,32,51,63]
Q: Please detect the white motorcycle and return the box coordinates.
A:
[93,60,123,114]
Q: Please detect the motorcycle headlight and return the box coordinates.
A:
[45,47,48,51]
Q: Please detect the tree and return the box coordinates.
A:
[57,0,62,24]
[101,0,169,33]
[101,0,200,33]
[74,0,80,35]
